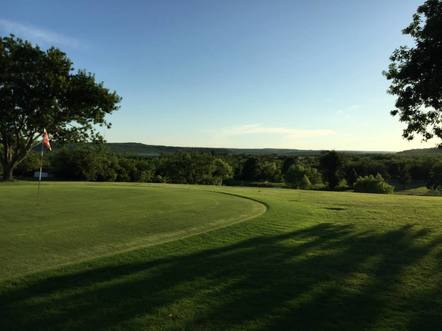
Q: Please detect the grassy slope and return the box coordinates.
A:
[1,183,441,331]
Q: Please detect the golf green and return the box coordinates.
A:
[0,182,265,279]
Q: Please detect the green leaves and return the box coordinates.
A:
[0,34,121,179]
[385,0,442,145]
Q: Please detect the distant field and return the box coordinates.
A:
[1,182,441,330]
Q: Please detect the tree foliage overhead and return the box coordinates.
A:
[384,0,442,144]
[0,34,121,179]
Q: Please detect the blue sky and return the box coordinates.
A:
[1,0,438,151]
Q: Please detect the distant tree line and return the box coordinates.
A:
[2,145,442,193]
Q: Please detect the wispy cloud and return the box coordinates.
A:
[0,19,80,48]
[337,104,361,115]
[222,124,336,138]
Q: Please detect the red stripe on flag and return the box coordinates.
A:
[43,129,52,151]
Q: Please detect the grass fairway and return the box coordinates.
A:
[1,183,441,330]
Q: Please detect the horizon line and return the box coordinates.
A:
[105,141,418,153]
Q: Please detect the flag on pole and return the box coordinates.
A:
[37,129,52,202]
[42,129,52,151]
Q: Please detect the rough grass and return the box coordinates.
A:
[1,182,441,331]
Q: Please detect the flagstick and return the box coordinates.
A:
[37,140,44,202]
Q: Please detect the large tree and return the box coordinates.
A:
[384,0,442,145]
[0,35,121,180]
[319,151,345,189]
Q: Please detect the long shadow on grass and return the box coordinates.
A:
[1,223,441,331]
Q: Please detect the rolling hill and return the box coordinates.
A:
[105,142,394,157]
[397,147,442,156]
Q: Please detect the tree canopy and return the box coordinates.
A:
[319,151,345,189]
[0,34,121,180]
[384,0,442,145]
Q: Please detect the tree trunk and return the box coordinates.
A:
[1,137,36,181]
[1,141,20,181]
[1,162,15,181]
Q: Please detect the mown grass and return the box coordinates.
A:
[1,182,441,330]
[0,182,264,279]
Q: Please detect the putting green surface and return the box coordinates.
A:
[1,182,441,330]
[0,182,265,279]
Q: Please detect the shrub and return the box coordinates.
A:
[353,174,394,194]
[336,178,349,191]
